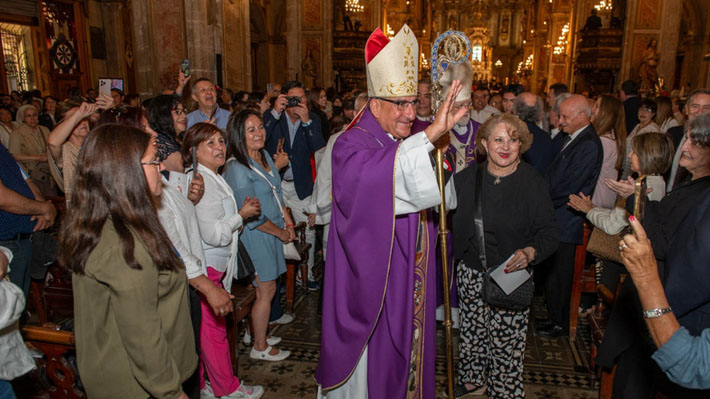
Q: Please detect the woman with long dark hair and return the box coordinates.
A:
[147,94,188,172]
[38,95,58,130]
[307,87,330,142]
[590,94,627,208]
[655,96,680,133]
[60,125,196,398]
[223,109,293,362]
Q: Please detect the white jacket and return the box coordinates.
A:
[0,247,36,380]
[193,164,243,292]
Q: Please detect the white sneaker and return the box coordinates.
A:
[242,331,282,346]
[270,313,294,325]
[249,345,291,361]
[200,381,216,399]
[222,383,264,399]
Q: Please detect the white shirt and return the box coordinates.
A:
[470,108,495,124]
[390,131,457,214]
[561,123,590,151]
[157,177,208,280]
[310,131,345,225]
[1,245,36,381]
[483,104,500,116]
[193,164,243,291]
[660,117,680,134]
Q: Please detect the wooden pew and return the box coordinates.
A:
[284,221,312,312]
[22,325,85,399]
[226,280,257,376]
[569,223,595,341]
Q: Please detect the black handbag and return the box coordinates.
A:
[236,240,256,280]
[474,166,534,311]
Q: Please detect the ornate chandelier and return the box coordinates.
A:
[594,0,612,11]
[345,0,365,13]
[553,23,570,55]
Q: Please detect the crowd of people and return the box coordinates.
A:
[1,27,710,399]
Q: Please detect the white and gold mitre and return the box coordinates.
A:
[365,24,418,98]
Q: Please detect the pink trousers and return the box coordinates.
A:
[199,267,241,396]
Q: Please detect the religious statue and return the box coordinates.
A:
[639,39,659,91]
[302,49,317,88]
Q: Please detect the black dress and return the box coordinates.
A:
[596,176,710,398]
[452,161,559,272]
[452,161,559,398]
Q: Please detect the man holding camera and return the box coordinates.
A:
[264,81,325,290]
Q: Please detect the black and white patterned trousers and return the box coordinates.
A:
[456,262,529,399]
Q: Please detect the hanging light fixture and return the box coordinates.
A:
[594,0,613,11]
[345,0,365,13]
[553,23,570,55]
[386,24,395,38]
[524,53,534,70]
[420,51,429,70]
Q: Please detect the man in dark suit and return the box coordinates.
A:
[514,92,555,176]
[264,80,325,290]
[538,95,603,337]
[666,89,710,192]
[621,80,641,134]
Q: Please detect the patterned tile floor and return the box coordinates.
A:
[237,290,599,399]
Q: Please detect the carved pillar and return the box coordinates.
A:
[657,0,681,86]
[129,0,156,96]
[222,0,251,91]
[286,0,301,81]
[322,0,333,87]
[184,0,220,84]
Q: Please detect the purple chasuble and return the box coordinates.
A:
[411,116,431,136]
[315,109,438,399]
[447,119,482,173]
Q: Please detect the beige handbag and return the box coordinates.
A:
[586,176,647,264]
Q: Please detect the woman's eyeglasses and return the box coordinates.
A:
[172,107,187,115]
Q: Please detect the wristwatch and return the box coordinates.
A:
[642,307,673,319]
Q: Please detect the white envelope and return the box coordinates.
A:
[489,253,532,295]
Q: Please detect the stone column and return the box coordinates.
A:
[286,0,301,81]
[130,0,157,96]
[657,0,681,87]
[184,0,219,83]
[222,0,251,91]
[322,0,333,88]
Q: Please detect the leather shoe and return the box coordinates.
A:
[536,324,567,338]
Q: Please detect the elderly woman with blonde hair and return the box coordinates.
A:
[452,114,559,398]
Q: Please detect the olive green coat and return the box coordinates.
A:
[72,219,197,399]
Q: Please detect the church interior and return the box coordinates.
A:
[2,0,710,399]
[1,0,709,97]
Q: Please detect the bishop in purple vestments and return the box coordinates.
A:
[315,24,469,399]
